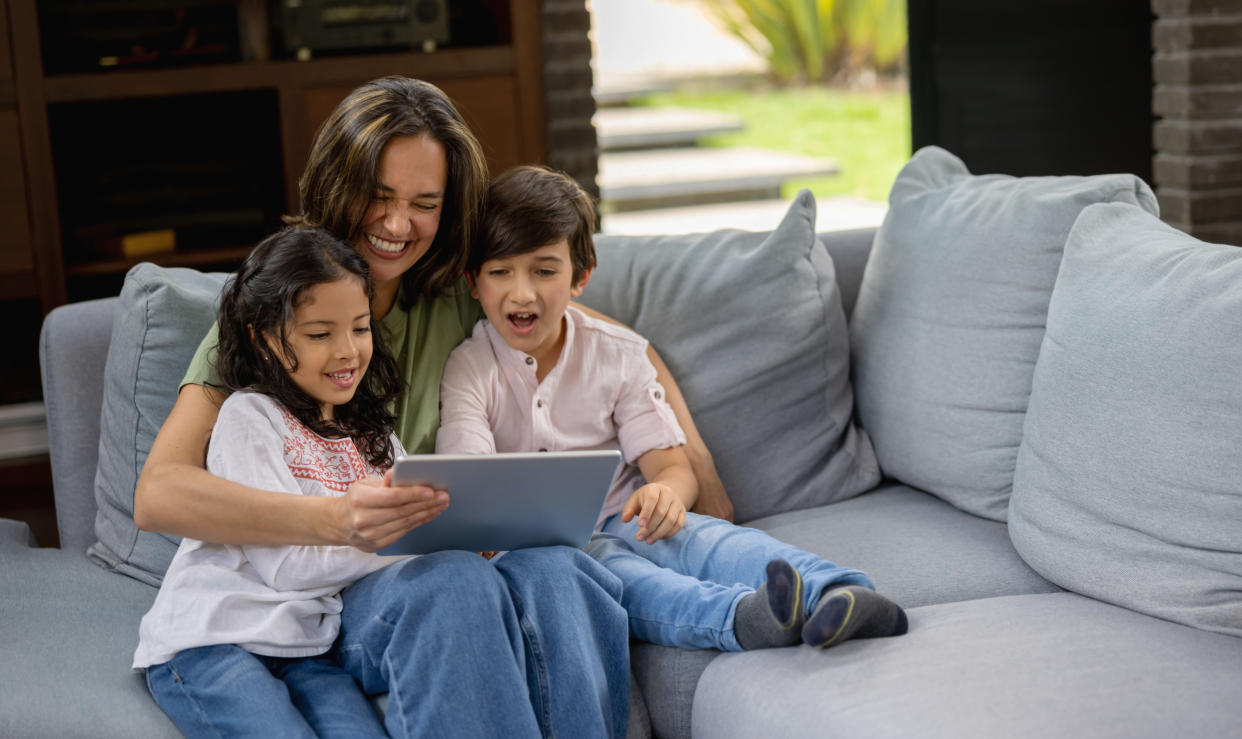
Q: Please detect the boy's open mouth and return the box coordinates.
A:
[508,312,538,334]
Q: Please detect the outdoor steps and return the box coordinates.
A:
[598,146,839,212]
[594,107,745,151]
[600,197,889,236]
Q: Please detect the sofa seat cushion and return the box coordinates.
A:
[1010,202,1242,637]
[746,483,1059,608]
[850,146,1158,521]
[0,543,177,737]
[692,592,1242,738]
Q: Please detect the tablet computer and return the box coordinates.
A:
[377,450,623,556]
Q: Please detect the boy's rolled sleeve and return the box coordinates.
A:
[613,347,686,465]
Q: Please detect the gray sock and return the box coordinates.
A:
[801,586,909,648]
[734,559,805,650]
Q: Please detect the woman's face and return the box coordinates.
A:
[354,133,448,312]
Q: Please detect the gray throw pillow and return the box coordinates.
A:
[580,191,880,523]
[89,264,227,586]
[1009,202,1242,637]
[849,146,1158,521]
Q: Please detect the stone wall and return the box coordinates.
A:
[1152,0,1242,245]
[542,0,600,200]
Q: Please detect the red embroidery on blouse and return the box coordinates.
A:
[276,405,377,492]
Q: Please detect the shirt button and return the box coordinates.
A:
[536,400,544,408]
[525,357,534,365]
[654,390,662,399]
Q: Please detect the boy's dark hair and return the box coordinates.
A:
[215,227,403,468]
[471,165,597,282]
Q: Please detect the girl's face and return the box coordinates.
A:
[266,276,374,422]
[354,133,448,316]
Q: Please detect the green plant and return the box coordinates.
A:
[702,0,907,84]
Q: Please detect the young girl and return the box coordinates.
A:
[133,227,408,736]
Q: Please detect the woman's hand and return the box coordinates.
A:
[332,469,450,552]
[621,483,688,544]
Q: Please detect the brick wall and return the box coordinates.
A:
[542,0,600,200]
[1152,0,1242,245]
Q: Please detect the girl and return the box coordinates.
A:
[135,228,627,738]
[134,228,403,736]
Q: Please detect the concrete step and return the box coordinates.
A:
[598,147,840,212]
[594,107,745,151]
[600,197,888,236]
[592,76,675,107]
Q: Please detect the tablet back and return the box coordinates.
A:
[377,450,623,556]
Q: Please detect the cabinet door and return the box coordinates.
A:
[294,75,528,187]
[0,112,34,276]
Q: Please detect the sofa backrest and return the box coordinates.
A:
[35,224,880,552]
[39,297,117,552]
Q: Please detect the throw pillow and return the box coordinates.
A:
[849,146,1158,521]
[1009,202,1242,637]
[89,264,228,586]
[580,191,880,523]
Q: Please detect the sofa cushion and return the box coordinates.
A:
[89,264,227,586]
[580,191,880,523]
[1009,203,1242,637]
[747,483,1058,609]
[691,592,1242,738]
[849,145,1158,521]
[0,543,178,737]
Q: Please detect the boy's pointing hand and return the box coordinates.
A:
[621,483,687,544]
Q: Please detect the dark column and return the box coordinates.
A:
[542,0,600,200]
[1152,0,1242,245]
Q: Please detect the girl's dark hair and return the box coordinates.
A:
[471,165,597,283]
[288,76,489,307]
[215,227,403,468]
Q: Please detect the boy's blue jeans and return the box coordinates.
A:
[586,512,874,651]
[147,547,630,739]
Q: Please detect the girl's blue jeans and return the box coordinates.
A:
[585,511,874,651]
[147,547,630,738]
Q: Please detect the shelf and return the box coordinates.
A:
[43,45,516,103]
[66,245,255,277]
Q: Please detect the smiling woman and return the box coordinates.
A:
[351,134,447,318]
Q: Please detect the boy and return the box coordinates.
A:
[437,165,907,651]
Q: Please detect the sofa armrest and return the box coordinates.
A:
[39,297,118,552]
[0,518,38,549]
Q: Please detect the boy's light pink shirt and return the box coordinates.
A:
[437,306,686,526]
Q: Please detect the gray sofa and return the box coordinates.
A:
[5,146,1241,737]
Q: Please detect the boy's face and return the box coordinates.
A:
[470,239,591,370]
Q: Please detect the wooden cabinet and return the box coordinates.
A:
[2,0,545,404]
[7,0,545,310]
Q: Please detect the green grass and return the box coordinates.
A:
[637,84,911,202]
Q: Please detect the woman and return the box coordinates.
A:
[133,76,731,737]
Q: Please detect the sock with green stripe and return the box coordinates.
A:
[801,586,908,649]
[734,559,805,650]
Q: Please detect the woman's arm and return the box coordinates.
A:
[642,348,735,522]
[572,302,736,522]
[134,384,446,550]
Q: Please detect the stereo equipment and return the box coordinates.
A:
[280,0,450,56]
